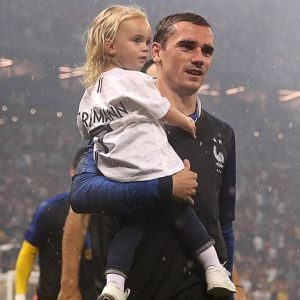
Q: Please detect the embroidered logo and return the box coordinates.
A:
[212,137,224,174]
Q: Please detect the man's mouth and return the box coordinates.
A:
[186,69,204,76]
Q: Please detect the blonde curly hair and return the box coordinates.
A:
[82,5,148,88]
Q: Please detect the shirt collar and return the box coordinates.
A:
[189,96,202,121]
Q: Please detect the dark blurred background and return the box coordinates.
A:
[0,0,299,298]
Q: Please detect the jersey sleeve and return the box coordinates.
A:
[219,129,236,273]
[70,144,173,215]
[219,129,236,225]
[111,71,170,120]
[77,89,93,140]
[15,240,38,295]
[24,200,49,247]
[222,222,234,274]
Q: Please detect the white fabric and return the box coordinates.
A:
[195,96,202,120]
[106,273,125,291]
[197,246,221,270]
[15,294,26,300]
[78,68,184,181]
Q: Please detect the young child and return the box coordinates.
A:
[77,5,236,300]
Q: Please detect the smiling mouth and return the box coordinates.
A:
[186,69,204,76]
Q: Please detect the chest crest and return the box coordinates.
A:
[212,137,225,174]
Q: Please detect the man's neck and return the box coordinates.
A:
[156,80,197,116]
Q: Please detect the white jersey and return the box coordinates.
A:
[77,68,184,181]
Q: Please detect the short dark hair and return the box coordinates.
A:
[71,147,88,170]
[153,12,211,48]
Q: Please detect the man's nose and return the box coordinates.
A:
[191,47,204,66]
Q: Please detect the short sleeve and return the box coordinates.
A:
[105,70,171,120]
[77,88,93,140]
[24,201,49,247]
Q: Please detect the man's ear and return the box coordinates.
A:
[69,167,76,178]
[105,39,115,56]
[152,42,162,63]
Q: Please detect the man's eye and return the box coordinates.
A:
[181,44,193,50]
[203,51,211,57]
[202,46,214,57]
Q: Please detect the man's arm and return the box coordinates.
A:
[15,241,38,300]
[219,130,236,274]
[70,146,197,215]
[58,208,90,300]
[233,266,247,300]
[222,222,234,274]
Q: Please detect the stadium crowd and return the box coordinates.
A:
[1,0,299,298]
[0,72,298,299]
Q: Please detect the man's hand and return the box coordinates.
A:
[172,159,198,205]
[58,287,82,300]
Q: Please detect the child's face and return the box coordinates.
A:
[111,17,152,71]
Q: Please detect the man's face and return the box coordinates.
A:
[153,22,214,96]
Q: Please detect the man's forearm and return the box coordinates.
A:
[70,146,196,215]
[233,266,247,300]
[70,146,172,215]
[60,209,90,294]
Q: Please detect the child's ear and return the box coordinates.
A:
[105,39,115,56]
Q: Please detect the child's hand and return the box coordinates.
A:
[181,117,196,139]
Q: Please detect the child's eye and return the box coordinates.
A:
[134,38,141,43]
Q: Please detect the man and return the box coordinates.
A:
[14,148,97,300]
[58,209,92,300]
[141,58,157,78]
[60,12,236,300]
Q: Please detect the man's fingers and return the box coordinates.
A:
[183,159,190,170]
[173,195,195,205]
[186,197,194,205]
[192,125,197,139]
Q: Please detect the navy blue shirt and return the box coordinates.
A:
[25,192,96,300]
[71,108,236,299]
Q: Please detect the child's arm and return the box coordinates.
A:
[161,106,196,139]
